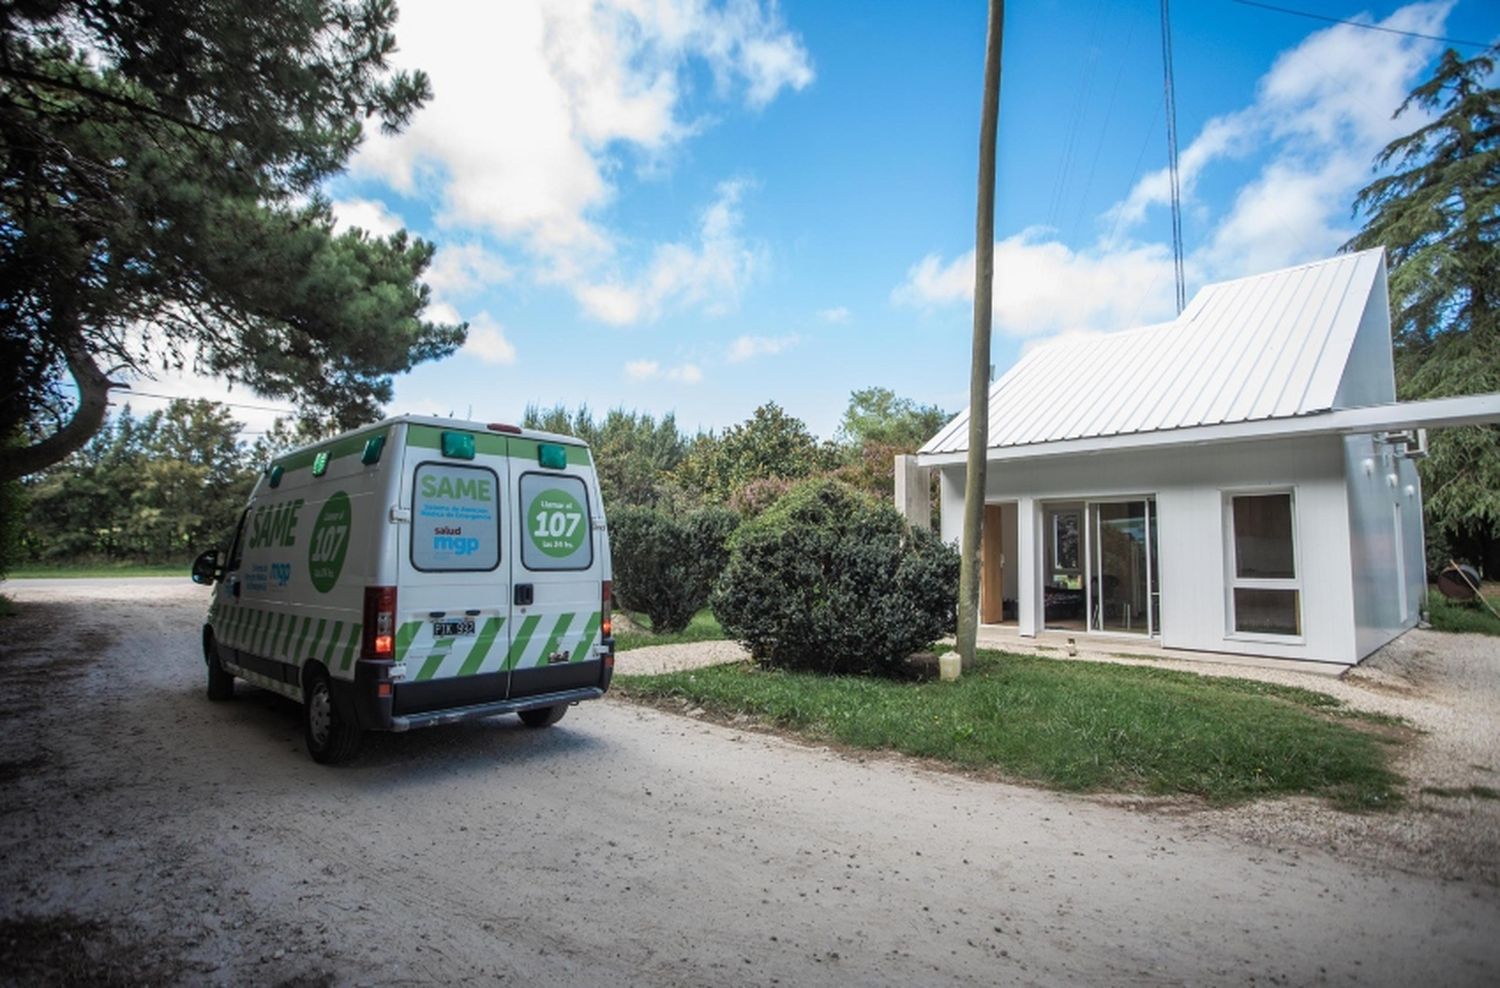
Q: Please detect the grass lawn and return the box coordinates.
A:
[618,650,1404,809]
[615,609,728,652]
[5,561,191,579]
[1427,589,1500,636]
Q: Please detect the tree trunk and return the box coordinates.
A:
[955,1,1005,669]
[0,329,121,484]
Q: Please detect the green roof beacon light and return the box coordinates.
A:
[441,431,476,460]
[361,435,386,466]
[537,443,568,470]
[312,450,329,477]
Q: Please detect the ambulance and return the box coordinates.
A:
[191,415,615,763]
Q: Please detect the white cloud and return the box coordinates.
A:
[727,334,797,362]
[575,180,763,324]
[1108,1,1451,258]
[331,198,405,238]
[353,0,809,323]
[894,230,1180,337]
[462,312,518,365]
[623,358,702,383]
[896,2,1454,337]
[425,244,514,298]
[818,306,850,324]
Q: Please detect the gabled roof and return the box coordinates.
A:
[921,249,1389,456]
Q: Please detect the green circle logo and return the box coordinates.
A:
[308,491,352,593]
[528,489,586,558]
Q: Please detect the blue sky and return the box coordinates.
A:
[151,1,1498,440]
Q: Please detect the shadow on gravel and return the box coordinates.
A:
[159,678,613,783]
[0,912,184,986]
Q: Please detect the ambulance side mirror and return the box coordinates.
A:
[191,548,224,585]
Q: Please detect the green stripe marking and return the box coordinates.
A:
[504,615,542,671]
[339,623,361,671]
[292,617,313,662]
[416,639,455,681]
[278,612,299,657]
[394,621,422,662]
[536,613,575,668]
[311,619,327,662]
[256,610,276,655]
[457,617,504,677]
[322,621,343,665]
[569,613,602,663]
[271,612,289,657]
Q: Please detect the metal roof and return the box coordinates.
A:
[921,249,1389,456]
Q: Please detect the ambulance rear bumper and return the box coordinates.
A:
[385,687,605,732]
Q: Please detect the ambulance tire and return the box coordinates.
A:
[304,667,362,765]
[205,633,235,701]
[519,704,567,728]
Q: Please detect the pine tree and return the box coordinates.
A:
[1348,46,1500,573]
[0,1,465,483]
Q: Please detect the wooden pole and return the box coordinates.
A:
[955,0,1004,669]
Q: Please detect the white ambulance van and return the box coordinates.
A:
[191,415,615,764]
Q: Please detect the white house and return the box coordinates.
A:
[911,249,1500,669]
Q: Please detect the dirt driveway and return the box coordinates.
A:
[1,578,1497,986]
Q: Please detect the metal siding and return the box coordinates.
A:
[922,249,1386,455]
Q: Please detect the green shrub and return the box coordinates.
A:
[609,505,738,634]
[712,478,959,676]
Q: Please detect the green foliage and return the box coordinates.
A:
[523,404,688,508]
[620,652,1403,808]
[674,402,831,503]
[609,505,739,634]
[1,1,462,481]
[837,387,949,451]
[713,479,959,676]
[0,473,22,579]
[20,401,253,562]
[830,388,948,504]
[1348,46,1500,573]
[1426,590,1500,636]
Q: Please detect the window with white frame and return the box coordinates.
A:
[1227,492,1301,636]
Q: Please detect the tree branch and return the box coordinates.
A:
[0,332,125,483]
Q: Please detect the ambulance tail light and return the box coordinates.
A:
[601,580,613,638]
[363,586,398,660]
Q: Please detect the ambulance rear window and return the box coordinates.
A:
[520,472,593,571]
[411,463,501,572]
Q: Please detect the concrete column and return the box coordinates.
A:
[894,454,932,531]
[1016,496,1038,637]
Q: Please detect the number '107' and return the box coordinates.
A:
[534,511,582,539]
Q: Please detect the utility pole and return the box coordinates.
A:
[955,0,1004,669]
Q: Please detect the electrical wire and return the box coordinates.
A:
[55,380,296,414]
[1228,0,1493,49]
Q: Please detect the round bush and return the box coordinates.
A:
[712,479,959,676]
[610,504,738,634]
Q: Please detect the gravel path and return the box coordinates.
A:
[616,619,1500,886]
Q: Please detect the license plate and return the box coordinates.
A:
[432,619,476,637]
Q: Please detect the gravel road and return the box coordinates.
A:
[2,578,1497,986]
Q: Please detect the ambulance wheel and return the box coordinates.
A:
[519,704,567,728]
[205,634,234,701]
[304,669,361,764]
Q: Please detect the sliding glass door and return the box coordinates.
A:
[1089,500,1155,636]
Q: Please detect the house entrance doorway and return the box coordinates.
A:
[1042,498,1159,637]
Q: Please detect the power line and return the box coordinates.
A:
[1228,0,1494,49]
[55,381,296,414]
[1160,0,1186,315]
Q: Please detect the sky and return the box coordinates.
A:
[139,0,1499,441]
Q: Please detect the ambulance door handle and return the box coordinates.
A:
[514,584,534,606]
[229,577,241,599]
